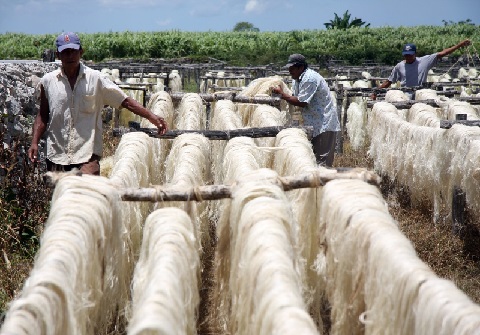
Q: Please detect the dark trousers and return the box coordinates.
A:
[311,131,337,167]
[46,154,101,175]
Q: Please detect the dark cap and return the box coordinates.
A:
[55,32,81,52]
[285,54,307,67]
[402,43,416,55]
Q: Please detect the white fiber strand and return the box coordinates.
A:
[128,208,200,335]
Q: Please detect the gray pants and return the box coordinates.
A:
[311,131,338,167]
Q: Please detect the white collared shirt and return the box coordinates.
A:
[41,63,127,164]
[292,68,340,137]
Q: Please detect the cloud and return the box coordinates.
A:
[244,0,267,13]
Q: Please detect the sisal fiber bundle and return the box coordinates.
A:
[414,89,438,101]
[442,100,479,120]
[111,68,120,83]
[440,124,480,222]
[100,68,114,81]
[160,133,212,256]
[127,208,200,335]
[168,69,182,92]
[319,179,480,335]
[406,103,441,128]
[100,155,115,178]
[0,175,127,335]
[367,102,445,221]
[209,99,243,185]
[273,128,326,329]
[385,89,410,102]
[346,101,368,150]
[352,79,370,88]
[362,71,372,79]
[119,77,145,126]
[319,179,400,334]
[335,75,352,88]
[457,67,470,79]
[222,136,264,183]
[368,101,480,223]
[174,93,206,130]
[109,132,153,268]
[209,99,242,131]
[142,90,174,128]
[199,71,211,93]
[467,68,478,79]
[208,99,245,227]
[140,90,174,185]
[237,76,291,125]
[220,168,318,335]
[213,137,265,331]
[249,104,287,167]
[326,179,480,335]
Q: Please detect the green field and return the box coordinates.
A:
[1,24,478,66]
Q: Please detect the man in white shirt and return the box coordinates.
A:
[273,54,340,167]
[28,32,168,175]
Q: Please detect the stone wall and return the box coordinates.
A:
[0,61,60,181]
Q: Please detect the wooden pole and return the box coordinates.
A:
[113,125,314,140]
[440,120,480,129]
[119,168,381,202]
[169,92,282,107]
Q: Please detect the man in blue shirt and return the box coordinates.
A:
[273,54,340,167]
[376,39,471,90]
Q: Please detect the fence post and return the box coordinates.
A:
[336,83,344,154]
[452,186,466,235]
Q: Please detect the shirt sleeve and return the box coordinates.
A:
[388,64,400,83]
[422,53,438,70]
[100,75,128,109]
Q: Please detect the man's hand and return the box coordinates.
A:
[460,39,471,48]
[150,115,168,135]
[272,85,284,96]
[28,145,38,163]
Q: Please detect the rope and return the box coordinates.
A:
[465,44,478,68]
[438,44,477,91]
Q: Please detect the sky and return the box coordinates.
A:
[0,0,479,35]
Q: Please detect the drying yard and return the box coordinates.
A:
[1,57,480,334]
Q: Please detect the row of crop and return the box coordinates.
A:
[0,24,478,65]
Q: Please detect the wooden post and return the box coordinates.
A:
[205,102,211,130]
[452,186,466,235]
[343,91,351,141]
[195,68,201,92]
[336,84,344,154]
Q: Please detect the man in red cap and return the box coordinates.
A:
[28,32,168,175]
